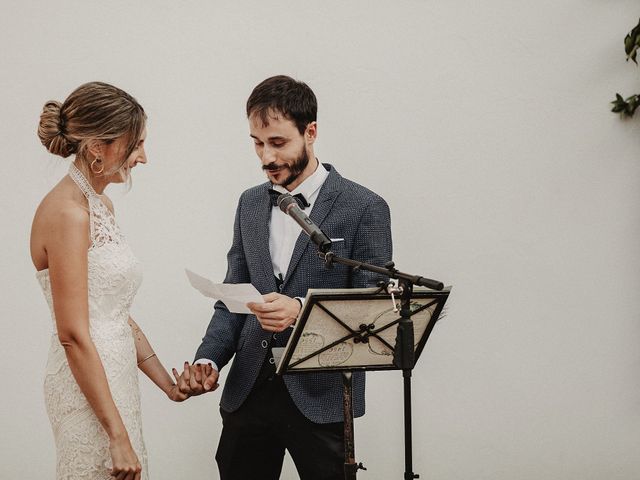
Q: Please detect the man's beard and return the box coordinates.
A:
[264,146,310,187]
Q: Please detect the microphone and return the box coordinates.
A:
[277,193,332,252]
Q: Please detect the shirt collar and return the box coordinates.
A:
[271,159,329,201]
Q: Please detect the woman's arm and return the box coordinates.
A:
[127,317,190,402]
[104,194,198,402]
[47,205,141,476]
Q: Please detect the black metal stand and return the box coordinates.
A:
[397,279,419,480]
[343,372,366,479]
[274,188,447,480]
[320,252,443,480]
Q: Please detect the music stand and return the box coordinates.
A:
[276,285,451,479]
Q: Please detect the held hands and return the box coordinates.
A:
[247,293,302,332]
[171,362,219,398]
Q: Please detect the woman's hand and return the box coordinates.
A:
[166,383,190,402]
[109,434,142,480]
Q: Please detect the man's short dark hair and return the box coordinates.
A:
[246,75,317,135]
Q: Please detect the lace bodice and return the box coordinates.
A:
[37,164,147,479]
[37,164,143,335]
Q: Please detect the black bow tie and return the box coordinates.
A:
[268,188,310,210]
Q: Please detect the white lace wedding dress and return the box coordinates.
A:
[37,164,148,479]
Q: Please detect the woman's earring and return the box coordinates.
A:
[90,157,104,174]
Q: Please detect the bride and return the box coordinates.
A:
[31,82,211,479]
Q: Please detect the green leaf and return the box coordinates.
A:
[625,34,633,55]
[611,95,626,113]
[610,94,640,117]
[624,18,640,63]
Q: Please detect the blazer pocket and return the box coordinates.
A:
[327,237,349,257]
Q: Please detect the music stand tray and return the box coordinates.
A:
[275,286,451,479]
[276,286,450,375]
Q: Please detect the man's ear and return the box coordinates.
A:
[305,122,317,144]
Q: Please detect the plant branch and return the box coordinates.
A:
[611,93,640,117]
[611,18,640,117]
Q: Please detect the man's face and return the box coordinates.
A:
[249,111,314,190]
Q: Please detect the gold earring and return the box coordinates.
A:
[90,157,104,174]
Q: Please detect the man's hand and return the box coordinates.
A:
[171,362,219,397]
[247,292,302,332]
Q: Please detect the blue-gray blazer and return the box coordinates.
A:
[195,164,392,423]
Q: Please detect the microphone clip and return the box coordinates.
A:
[385,280,403,313]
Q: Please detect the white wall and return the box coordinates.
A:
[2,1,639,478]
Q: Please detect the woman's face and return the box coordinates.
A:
[101,129,147,183]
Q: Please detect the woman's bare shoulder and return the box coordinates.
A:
[31,181,91,269]
[32,181,90,240]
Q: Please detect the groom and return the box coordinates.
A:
[180,75,393,479]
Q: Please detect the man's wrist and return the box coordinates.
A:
[194,358,219,371]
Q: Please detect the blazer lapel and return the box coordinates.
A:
[283,165,342,285]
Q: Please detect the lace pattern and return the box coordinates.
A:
[69,164,123,248]
[37,164,148,479]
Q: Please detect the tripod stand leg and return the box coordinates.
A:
[343,372,359,480]
[404,370,418,480]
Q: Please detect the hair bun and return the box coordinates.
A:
[37,100,76,158]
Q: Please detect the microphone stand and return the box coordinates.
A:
[319,249,443,480]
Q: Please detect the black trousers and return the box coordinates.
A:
[216,372,345,480]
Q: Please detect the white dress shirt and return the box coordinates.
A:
[269,161,329,279]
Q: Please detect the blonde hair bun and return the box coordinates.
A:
[37,82,146,168]
[38,100,76,158]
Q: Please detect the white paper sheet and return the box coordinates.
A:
[185,269,264,314]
